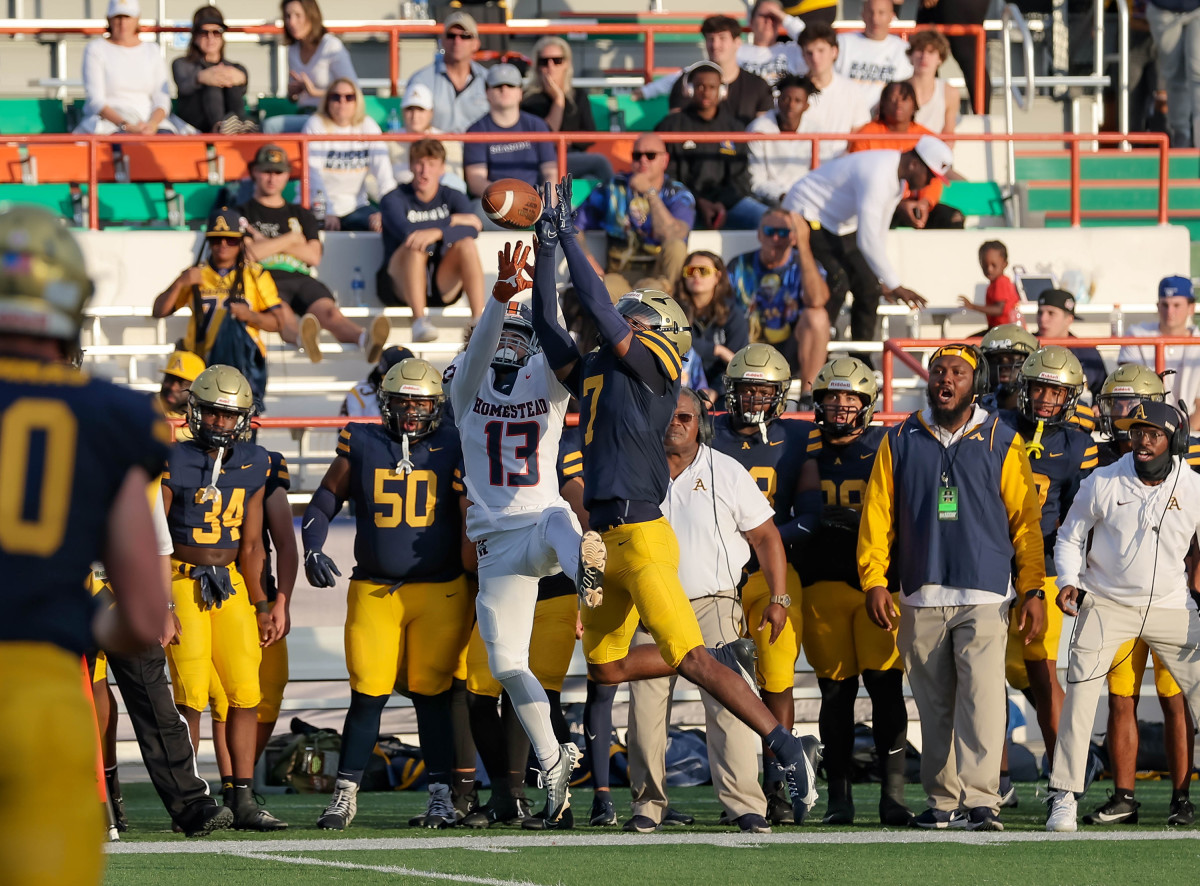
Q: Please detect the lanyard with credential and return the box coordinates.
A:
[936,425,965,522]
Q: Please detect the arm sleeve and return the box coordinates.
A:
[1054,473,1100,589]
[450,295,507,416]
[855,165,903,291]
[531,244,579,370]
[777,488,823,547]
[559,225,633,349]
[857,432,896,590]
[301,484,343,553]
[1002,438,1047,593]
[172,57,201,96]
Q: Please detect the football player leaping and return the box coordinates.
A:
[534,176,824,824]
[304,359,472,830]
[448,241,592,830]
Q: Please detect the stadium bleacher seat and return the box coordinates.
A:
[0,98,68,134]
[362,95,403,129]
[941,181,1007,220]
[586,93,670,132]
[255,96,300,124]
[0,182,74,215]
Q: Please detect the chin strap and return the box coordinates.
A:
[1024,420,1046,460]
[757,420,769,445]
[200,446,226,508]
[396,433,415,477]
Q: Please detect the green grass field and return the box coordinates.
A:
[103,779,1200,885]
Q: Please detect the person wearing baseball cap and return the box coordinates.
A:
[156,350,207,428]
[1047,396,1200,832]
[404,9,489,132]
[1117,274,1200,431]
[1036,287,1107,398]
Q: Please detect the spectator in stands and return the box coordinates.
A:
[797,24,873,162]
[379,138,485,343]
[573,132,695,300]
[303,77,396,232]
[783,135,949,344]
[834,0,912,108]
[155,349,207,422]
[957,240,1020,329]
[1146,0,1200,147]
[1117,275,1200,429]
[739,0,809,86]
[1036,288,1107,398]
[240,144,390,363]
[77,0,190,135]
[264,0,357,134]
[727,209,830,390]
[406,11,490,133]
[656,62,768,231]
[785,0,836,28]
[521,36,613,186]
[917,0,990,114]
[674,251,749,395]
[748,75,818,207]
[849,82,963,229]
[390,84,467,194]
[667,16,774,126]
[464,64,558,219]
[907,29,959,135]
[172,6,256,135]
[340,345,413,416]
[151,207,283,409]
[859,343,1046,831]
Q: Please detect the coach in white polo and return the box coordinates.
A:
[624,388,791,835]
[782,135,951,344]
[1045,400,1200,832]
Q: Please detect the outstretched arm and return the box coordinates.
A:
[450,241,532,414]
[532,183,580,380]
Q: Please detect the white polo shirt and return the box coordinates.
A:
[796,72,873,161]
[834,33,913,107]
[662,445,776,600]
[1116,322,1200,412]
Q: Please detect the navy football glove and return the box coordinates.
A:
[535,181,558,247]
[554,174,578,236]
[305,550,341,588]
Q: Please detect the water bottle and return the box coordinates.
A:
[312,189,326,225]
[350,266,366,307]
[386,108,401,133]
[1111,303,1124,338]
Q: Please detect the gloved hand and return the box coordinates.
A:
[820,506,861,535]
[305,550,341,588]
[535,181,558,247]
[554,174,578,237]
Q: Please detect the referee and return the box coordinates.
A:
[1046,401,1200,832]
[624,388,804,834]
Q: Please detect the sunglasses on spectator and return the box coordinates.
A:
[683,264,716,278]
[329,93,357,102]
[195,27,224,36]
[444,31,474,40]
[761,225,790,238]
[538,56,566,67]
[671,412,697,424]
[631,151,660,161]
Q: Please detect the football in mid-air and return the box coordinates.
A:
[482,179,542,230]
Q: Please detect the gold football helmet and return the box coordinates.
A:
[0,204,94,343]
[188,364,255,449]
[379,358,445,439]
[1096,363,1166,438]
[1018,345,1085,425]
[980,324,1038,396]
[812,356,878,434]
[723,343,790,425]
[616,289,692,356]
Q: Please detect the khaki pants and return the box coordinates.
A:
[1050,593,1200,793]
[899,599,1010,814]
[603,238,687,302]
[627,594,766,823]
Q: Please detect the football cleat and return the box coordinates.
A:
[765,780,795,826]
[317,778,359,830]
[1082,791,1139,825]
[965,806,1004,831]
[736,813,772,834]
[622,815,659,833]
[539,743,582,824]
[420,783,456,829]
[1169,796,1195,826]
[822,797,855,826]
[661,808,694,827]
[576,531,607,609]
[879,795,915,827]
[709,638,758,693]
[1045,790,1079,832]
[522,803,574,831]
[911,807,967,829]
[589,794,617,827]
[233,804,288,831]
[777,734,823,824]
[182,804,234,838]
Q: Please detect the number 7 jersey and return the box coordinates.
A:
[452,351,571,539]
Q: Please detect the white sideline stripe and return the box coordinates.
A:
[225,850,546,885]
[106,829,1200,855]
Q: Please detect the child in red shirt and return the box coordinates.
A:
[957,240,1021,328]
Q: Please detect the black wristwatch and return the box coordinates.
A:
[1025,588,1046,602]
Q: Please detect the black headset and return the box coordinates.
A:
[682,387,714,445]
[930,344,990,399]
[1171,400,1190,457]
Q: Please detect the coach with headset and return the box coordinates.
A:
[1046,400,1200,832]
[624,387,792,834]
[858,344,1045,831]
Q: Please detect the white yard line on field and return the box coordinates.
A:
[226,850,549,886]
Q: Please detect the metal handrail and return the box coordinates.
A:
[1115,0,1131,146]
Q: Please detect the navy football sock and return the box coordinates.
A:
[467,691,507,784]
[584,680,617,790]
[546,689,571,744]
[412,690,455,784]
[336,690,389,784]
[818,676,859,784]
[863,669,908,803]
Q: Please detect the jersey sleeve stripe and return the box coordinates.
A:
[563,463,582,476]
[636,332,682,379]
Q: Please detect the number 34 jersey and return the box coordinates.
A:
[453,353,571,540]
[337,421,464,583]
[163,440,270,550]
